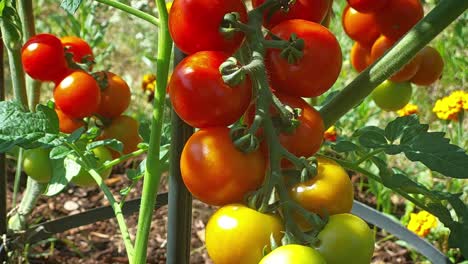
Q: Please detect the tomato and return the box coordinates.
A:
[252,0,330,28]
[342,6,380,48]
[168,51,252,128]
[347,0,388,13]
[55,107,85,134]
[206,204,284,264]
[266,19,342,98]
[54,71,101,118]
[410,46,444,86]
[180,127,265,206]
[370,35,422,82]
[95,72,131,118]
[71,146,113,187]
[371,80,412,112]
[374,0,423,40]
[317,214,375,264]
[290,157,353,218]
[99,115,142,158]
[21,33,69,82]
[350,42,371,73]
[23,148,52,183]
[259,244,326,264]
[60,36,94,67]
[169,0,247,54]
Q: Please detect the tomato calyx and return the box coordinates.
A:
[264,33,305,64]
[219,56,247,86]
[230,125,261,153]
[220,12,255,38]
[64,50,95,72]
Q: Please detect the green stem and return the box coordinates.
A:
[457,111,464,146]
[355,149,384,166]
[12,148,23,208]
[320,0,468,128]
[8,178,45,231]
[0,35,6,263]
[133,0,172,262]
[100,148,147,172]
[94,0,160,26]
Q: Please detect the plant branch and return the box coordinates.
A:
[94,0,160,27]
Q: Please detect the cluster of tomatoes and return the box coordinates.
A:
[168,0,374,263]
[343,0,444,111]
[20,33,141,186]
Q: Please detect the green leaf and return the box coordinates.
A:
[43,157,80,196]
[86,139,123,153]
[352,126,384,138]
[331,141,359,153]
[1,6,23,50]
[0,1,6,16]
[448,222,468,258]
[67,127,85,143]
[139,120,151,144]
[50,145,73,160]
[384,115,419,142]
[359,131,388,148]
[60,0,83,14]
[0,102,62,152]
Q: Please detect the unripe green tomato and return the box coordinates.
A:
[317,213,375,264]
[23,148,52,183]
[371,80,412,111]
[71,146,113,187]
[259,244,326,264]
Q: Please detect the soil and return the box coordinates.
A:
[5,160,421,264]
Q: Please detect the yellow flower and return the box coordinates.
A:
[432,90,467,121]
[324,126,337,142]
[397,103,419,117]
[407,211,438,237]
[142,73,156,92]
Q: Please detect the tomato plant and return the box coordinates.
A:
[99,115,142,157]
[21,33,69,82]
[180,127,265,205]
[259,244,326,264]
[60,36,94,66]
[205,204,284,264]
[23,148,52,183]
[71,146,113,187]
[168,51,252,128]
[342,5,380,48]
[317,214,375,264]
[371,80,413,111]
[95,71,131,118]
[266,19,342,97]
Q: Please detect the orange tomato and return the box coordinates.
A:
[350,42,371,73]
[410,46,444,86]
[342,5,380,48]
[95,71,131,118]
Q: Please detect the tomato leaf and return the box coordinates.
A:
[60,0,83,14]
[0,101,62,152]
[448,222,468,258]
[358,131,388,148]
[0,1,6,16]
[50,145,73,160]
[331,140,359,153]
[87,139,123,153]
[43,157,80,196]
[384,115,419,142]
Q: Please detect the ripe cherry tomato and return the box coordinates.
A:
[342,6,380,48]
[169,0,247,54]
[350,42,371,73]
[259,244,326,264]
[169,51,252,128]
[317,214,375,264]
[21,33,69,82]
[371,80,412,112]
[266,19,342,97]
[95,72,131,118]
[410,46,444,86]
[180,127,266,206]
[252,0,330,28]
[60,36,94,67]
[374,0,423,40]
[54,71,101,118]
[370,35,422,82]
[99,115,142,158]
[206,204,284,264]
[290,157,353,218]
[347,0,388,13]
[55,107,85,134]
[23,148,52,183]
[71,146,113,187]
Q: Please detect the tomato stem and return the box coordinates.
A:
[99,148,147,172]
[320,0,468,128]
[94,0,160,27]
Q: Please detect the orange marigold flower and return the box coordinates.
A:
[407,211,438,237]
[324,126,337,142]
[432,90,467,121]
[142,73,156,92]
[397,103,419,117]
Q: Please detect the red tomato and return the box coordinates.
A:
[370,35,422,82]
[374,0,423,40]
[180,127,266,206]
[347,0,388,13]
[350,42,371,73]
[169,0,247,54]
[95,72,131,118]
[342,5,380,48]
[410,46,444,86]
[60,36,94,67]
[55,107,85,133]
[266,19,342,98]
[21,33,69,82]
[252,0,330,28]
[168,51,252,128]
[99,115,142,158]
[54,71,101,118]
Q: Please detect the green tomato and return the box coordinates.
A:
[317,213,375,264]
[71,146,113,187]
[23,148,52,183]
[371,80,412,111]
[259,244,326,264]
